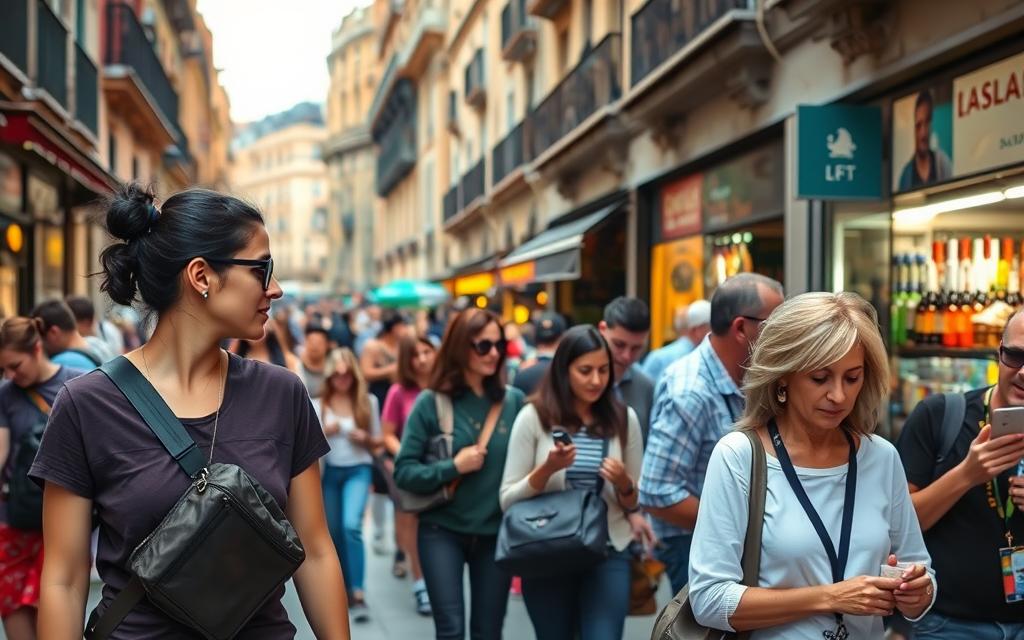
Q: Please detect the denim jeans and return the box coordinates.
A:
[914,611,1024,640]
[417,522,511,640]
[322,463,372,595]
[657,533,693,594]
[521,548,632,640]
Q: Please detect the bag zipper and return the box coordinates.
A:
[206,482,304,563]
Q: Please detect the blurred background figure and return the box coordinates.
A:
[642,300,711,384]
[231,320,300,373]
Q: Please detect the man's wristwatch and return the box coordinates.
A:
[617,481,635,497]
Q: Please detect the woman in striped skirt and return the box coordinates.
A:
[499,325,655,640]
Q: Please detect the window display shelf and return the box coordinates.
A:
[896,346,997,360]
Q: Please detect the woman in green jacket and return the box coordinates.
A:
[394,308,525,640]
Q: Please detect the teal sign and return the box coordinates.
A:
[797,104,882,200]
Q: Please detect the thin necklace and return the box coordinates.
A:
[141,347,226,466]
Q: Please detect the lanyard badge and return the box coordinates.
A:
[769,419,857,640]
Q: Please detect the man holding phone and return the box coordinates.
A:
[896,310,1024,638]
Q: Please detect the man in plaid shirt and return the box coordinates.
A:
[639,273,783,593]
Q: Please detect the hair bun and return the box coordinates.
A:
[105,182,156,242]
[99,242,139,306]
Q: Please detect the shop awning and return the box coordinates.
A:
[499,199,624,285]
[443,255,500,296]
[0,104,118,196]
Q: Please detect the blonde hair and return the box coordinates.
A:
[735,292,889,436]
[321,348,372,432]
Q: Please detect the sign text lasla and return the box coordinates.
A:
[957,66,1023,118]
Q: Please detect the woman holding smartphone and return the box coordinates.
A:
[394,309,525,640]
[499,325,653,640]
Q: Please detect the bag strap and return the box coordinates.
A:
[84,576,146,640]
[21,388,51,416]
[934,392,966,478]
[99,356,206,478]
[65,348,103,367]
[476,401,503,449]
[740,430,767,588]
[435,392,454,435]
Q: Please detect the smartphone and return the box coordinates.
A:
[551,430,573,446]
[992,407,1024,439]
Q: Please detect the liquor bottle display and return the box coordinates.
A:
[892,233,1019,350]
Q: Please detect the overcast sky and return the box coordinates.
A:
[197,0,368,123]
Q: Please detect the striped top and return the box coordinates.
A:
[566,428,607,491]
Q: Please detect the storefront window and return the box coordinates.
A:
[703,218,784,296]
[564,215,626,325]
[39,223,64,301]
[830,206,891,328]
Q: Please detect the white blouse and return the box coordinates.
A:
[689,430,936,640]
[319,395,380,468]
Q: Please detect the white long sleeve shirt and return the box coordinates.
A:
[689,430,935,639]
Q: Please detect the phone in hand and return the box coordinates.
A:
[992,407,1024,439]
[551,430,573,446]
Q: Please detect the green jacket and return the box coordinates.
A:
[394,387,526,535]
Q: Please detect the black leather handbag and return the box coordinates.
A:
[495,438,610,578]
[85,357,306,640]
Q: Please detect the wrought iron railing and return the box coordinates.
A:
[105,2,180,126]
[492,121,526,187]
[0,0,29,73]
[37,0,68,106]
[464,48,485,105]
[462,157,486,208]
[74,43,98,134]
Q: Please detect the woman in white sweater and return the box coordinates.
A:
[689,292,936,639]
[500,325,654,640]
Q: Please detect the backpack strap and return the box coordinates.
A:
[933,392,967,481]
[434,392,454,435]
[21,388,51,416]
[64,348,103,367]
[99,356,206,478]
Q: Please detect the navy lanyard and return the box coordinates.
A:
[768,418,857,631]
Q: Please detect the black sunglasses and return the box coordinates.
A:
[204,257,274,290]
[471,339,507,357]
[740,315,768,325]
[1000,345,1024,370]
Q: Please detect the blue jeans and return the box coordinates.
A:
[521,548,632,640]
[322,463,372,595]
[417,522,511,640]
[914,611,1024,639]
[657,533,693,594]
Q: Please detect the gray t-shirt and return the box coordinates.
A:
[0,366,85,521]
[30,354,329,639]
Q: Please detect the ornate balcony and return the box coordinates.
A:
[74,42,98,134]
[0,0,29,76]
[443,158,486,225]
[464,48,486,110]
[492,121,526,187]
[527,0,569,20]
[37,0,68,107]
[501,0,537,62]
[373,79,417,197]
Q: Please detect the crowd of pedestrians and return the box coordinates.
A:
[0,181,1019,640]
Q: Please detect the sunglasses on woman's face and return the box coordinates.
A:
[470,339,507,357]
[1000,345,1024,370]
[203,256,275,290]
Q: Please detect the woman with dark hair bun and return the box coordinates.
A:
[28,183,349,638]
[394,308,526,640]
[500,325,653,640]
[0,317,86,640]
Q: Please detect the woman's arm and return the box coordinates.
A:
[359,342,395,382]
[888,448,938,621]
[288,464,350,640]
[380,386,403,456]
[499,406,547,511]
[0,427,9,469]
[37,483,94,640]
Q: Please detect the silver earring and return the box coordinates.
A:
[201,290,209,300]
[776,386,787,404]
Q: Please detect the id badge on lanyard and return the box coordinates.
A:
[984,388,1024,603]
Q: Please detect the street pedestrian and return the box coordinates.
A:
[29,300,104,369]
[500,325,654,640]
[598,297,655,444]
[231,319,301,373]
[394,308,526,640]
[64,296,120,363]
[689,292,935,639]
[511,312,566,396]
[381,333,437,616]
[0,317,86,640]
[639,273,784,594]
[361,311,406,559]
[897,308,1024,637]
[642,300,711,384]
[319,347,382,624]
[29,183,349,638]
[299,324,331,399]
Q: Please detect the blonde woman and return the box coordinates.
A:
[689,292,936,639]
[320,348,381,623]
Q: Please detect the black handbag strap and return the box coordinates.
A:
[84,576,145,639]
[99,356,207,478]
[86,356,209,640]
[741,429,768,588]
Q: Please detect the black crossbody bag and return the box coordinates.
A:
[85,357,306,640]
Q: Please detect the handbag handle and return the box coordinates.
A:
[100,356,207,478]
[476,400,503,449]
[740,429,768,588]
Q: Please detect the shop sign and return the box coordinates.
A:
[797,104,882,200]
[499,261,536,288]
[650,236,703,349]
[454,272,494,296]
[702,143,784,229]
[953,50,1024,176]
[660,174,702,240]
[0,153,21,214]
[892,83,954,192]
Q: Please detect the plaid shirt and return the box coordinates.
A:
[639,336,744,540]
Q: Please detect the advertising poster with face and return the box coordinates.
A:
[892,84,954,193]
